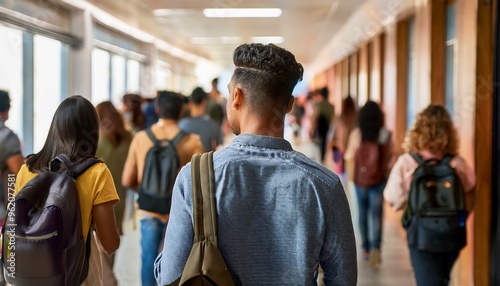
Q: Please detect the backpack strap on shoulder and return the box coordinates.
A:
[440,154,454,165]
[50,154,73,173]
[190,151,217,243]
[171,130,187,146]
[145,127,160,146]
[72,158,103,178]
[50,155,102,179]
[409,152,425,165]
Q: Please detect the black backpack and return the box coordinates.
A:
[402,152,467,253]
[137,128,187,214]
[1,154,99,285]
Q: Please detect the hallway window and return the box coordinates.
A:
[0,26,23,142]
[445,2,457,116]
[111,54,126,107]
[91,48,111,105]
[406,18,416,128]
[156,61,171,91]
[127,59,141,94]
[33,35,66,152]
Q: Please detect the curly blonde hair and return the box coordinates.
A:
[403,104,459,155]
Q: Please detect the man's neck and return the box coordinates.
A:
[238,113,285,138]
[156,118,178,127]
[189,105,206,117]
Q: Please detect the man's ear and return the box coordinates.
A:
[286,96,295,114]
[231,85,244,110]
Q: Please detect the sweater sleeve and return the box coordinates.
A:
[383,153,418,211]
[321,180,358,286]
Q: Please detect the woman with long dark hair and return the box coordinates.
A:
[15,95,120,284]
[344,100,392,267]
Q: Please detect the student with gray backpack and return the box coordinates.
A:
[384,104,476,286]
[122,91,203,286]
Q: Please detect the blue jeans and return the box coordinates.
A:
[141,216,167,286]
[354,181,385,251]
[409,246,460,286]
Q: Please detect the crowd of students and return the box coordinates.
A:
[1,42,476,286]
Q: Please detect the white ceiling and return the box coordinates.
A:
[138,0,366,70]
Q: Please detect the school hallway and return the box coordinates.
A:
[113,133,423,286]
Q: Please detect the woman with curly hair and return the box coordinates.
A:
[384,104,476,286]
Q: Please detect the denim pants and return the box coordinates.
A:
[409,246,460,286]
[354,181,385,251]
[141,216,167,286]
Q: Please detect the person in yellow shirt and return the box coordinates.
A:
[15,95,120,284]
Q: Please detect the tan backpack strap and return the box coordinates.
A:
[190,151,217,242]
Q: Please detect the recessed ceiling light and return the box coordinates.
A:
[250,36,285,44]
[203,8,282,18]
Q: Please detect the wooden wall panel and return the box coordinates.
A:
[474,1,494,285]
[342,58,350,98]
[430,0,446,105]
[371,34,384,103]
[349,52,359,105]
[395,20,409,154]
[414,2,432,111]
[333,64,343,116]
[326,66,335,105]
[383,24,398,147]
[358,44,369,105]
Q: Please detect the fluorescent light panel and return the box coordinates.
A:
[203,8,282,18]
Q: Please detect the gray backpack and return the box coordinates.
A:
[138,128,186,214]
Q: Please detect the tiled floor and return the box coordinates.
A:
[112,132,420,286]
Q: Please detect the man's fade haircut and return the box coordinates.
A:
[0,90,11,113]
[190,87,208,105]
[232,43,304,114]
[157,90,185,120]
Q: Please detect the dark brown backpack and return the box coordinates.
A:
[354,135,391,188]
[168,151,234,286]
[2,155,98,286]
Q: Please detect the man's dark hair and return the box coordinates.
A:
[358,100,384,142]
[232,43,304,114]
[319,87,329,100]
[0,90,11,113]
[212,78,218,86]
[190,87,208,105]
[157,90,185,120]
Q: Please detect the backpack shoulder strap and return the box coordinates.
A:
[50,155,102,179]
[190,151,217,243]
[72,158,103,178]
[409,152,425,165]
[440,154,454,165]
[171,130,188,146]
[145,127,160,146]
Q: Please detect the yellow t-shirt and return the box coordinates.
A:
[14,162,120,239]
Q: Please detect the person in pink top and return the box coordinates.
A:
[384,104,476,286]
